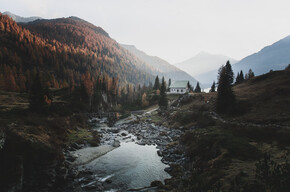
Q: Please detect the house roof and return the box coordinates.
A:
[169,80,188,88]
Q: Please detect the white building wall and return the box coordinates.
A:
[170,88,188,94]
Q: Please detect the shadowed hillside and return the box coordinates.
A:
[233,65,290,124]
[0,13,153,93]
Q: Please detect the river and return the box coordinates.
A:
[69,118,173,192]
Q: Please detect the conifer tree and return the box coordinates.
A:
[216,65,236,113]
[248,69,255,79]
[239,70,245,83]
[153,75,160,90]
[194,82,201,93]
[168,78,171,91]
[236,70,245,84]
[235,72,240,84]
[187,81,192,92]
[210,81,216,92]
[225,60,234,84]
[159,77,168,109]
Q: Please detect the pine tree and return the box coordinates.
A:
[235,72,240,84]
[240,70,244,82]
[168,78,171,91]
[210,81,216,92]
[187,81,191,92]
[248,69,255,79]
[216,65,236,113]
[153,75,160,90]
[225,60,234,84]
[29,73,46,112]
[194,82,201,93]
[159,77,168,109]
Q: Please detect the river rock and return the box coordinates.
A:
[112,140,120,147]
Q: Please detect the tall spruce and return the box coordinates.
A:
[235,72,240,84]
[225,60,234,84]
[216,65,236,113]
[236,70,245,84]
[159,76,168,109]
[153,75,160,90]
[187,81,192,92]
[168,78,171,91]
[29,73,46,112]
[247,69,255,79]
[194,82,201,92]
[240,70,245,82]
[210,81,216,92]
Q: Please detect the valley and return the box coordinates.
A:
[1,8,290,192]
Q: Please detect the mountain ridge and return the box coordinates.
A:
[233,35,290,75]
[121,44,199,86]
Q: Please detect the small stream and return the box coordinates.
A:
[73,118,171,191]
[84,142,170,191]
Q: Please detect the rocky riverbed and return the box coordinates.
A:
[60,115,190,192]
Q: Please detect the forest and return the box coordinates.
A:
[0,13,153,94]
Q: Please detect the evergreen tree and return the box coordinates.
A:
[187,81,191,92]
[225,60,234,84]
[216,65,236,113]
[248,69,255,79]
[159,77,168,109]
[168,78,171,91]
[210,81,216,92]
[235,72,240,84]
[235,70,245,84]
[240,70,245,83]
[194,82,201,93]
[29,73,46,112]
[153,75,160,90]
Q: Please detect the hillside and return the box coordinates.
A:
[0,13,153,93]
[144,66,290,191]
[233,65,290,124]
[3,11,42,23]
[121,44,198,86]
[233,35,290,75]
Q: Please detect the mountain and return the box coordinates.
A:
[174,52,237,87]
[0,13,153,92]
[3,11,42,23]
[175,51,238,77]
[233,35,290,75]
[121,44,198,87]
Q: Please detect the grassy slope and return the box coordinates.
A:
[233,69,290,125]
[147,68,290,191]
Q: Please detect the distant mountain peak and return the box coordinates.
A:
[174,51,238,78]
[3,11,42,23]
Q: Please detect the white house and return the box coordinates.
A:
[169,80,189,94]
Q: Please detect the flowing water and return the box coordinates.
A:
[77,121,171,191]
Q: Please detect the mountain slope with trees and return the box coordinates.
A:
[0,13,153,93]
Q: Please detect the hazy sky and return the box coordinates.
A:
[1,0,290,63]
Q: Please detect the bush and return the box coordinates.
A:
[254,153,290,192]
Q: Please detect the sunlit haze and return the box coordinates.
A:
[2,0,290,63]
